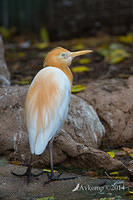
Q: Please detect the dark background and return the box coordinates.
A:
[0,0,133,41]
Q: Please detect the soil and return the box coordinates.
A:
[0,162,130,200]
[5,34,133,86]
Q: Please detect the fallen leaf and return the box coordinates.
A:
[97,46,109,57]
[107,49,130,64]
[125,189,133,196]
[72,66,91,73]
[97,43,130,64]
[43,169,58,173]
[18,78,31,85]
[107,151,115,158]
[17,52,26,59]
[72,85,86,93]
[40,27,49,42]
[118,33,133,43]
[0,26,10,39]
[109,43,123,50]
[99,198,115,200]
[118,74,129,79]
[111,176,128,180]
[10,161,22,165]
[72,44,85,50]
[34,42,49,49]
[37,196,54,200]
[129,154,133,159]
[78,58,91,64]
[6,51,26,61]
[110,171,119,175]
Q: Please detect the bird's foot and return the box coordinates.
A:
[11,167,43,184]
[44,171,77,185]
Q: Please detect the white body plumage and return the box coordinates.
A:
[25,67,71,155]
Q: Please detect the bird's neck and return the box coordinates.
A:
[56,65,73,86]
[44,63,73,86]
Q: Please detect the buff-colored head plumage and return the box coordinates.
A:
[43,47,92,68]
[43,47,92,86]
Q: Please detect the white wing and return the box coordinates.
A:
[25,67,71,155]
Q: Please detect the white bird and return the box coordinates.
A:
[12,47,92,184]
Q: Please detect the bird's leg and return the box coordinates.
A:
[44,139,77,185]
[49,140,54,177]
[11,155,43,183]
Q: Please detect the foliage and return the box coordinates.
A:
[72,65,91,73]
[107,151,115,158]
[72,85,86,93]
[43,169,58,173]
[37,196,54,200]
[40,27,50,43]
[118,33,133,43]
[97,43,130,64]
[78,58,91,64]
[0,26,16,39]
[34,42,49,49]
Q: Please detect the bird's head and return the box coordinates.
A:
[43,47,92,68]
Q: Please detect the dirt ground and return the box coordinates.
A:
[0,163,130,200]
[4,33,133,87]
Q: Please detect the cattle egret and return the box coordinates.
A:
[12,47,92,184]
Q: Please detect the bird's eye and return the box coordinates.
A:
[61,53,66,57]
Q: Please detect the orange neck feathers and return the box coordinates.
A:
[43,47,73,86]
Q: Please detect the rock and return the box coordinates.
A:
[0,36,10,87]
[0,85,121,171]
[77,77,133,148]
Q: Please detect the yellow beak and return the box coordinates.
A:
[70,50,93,58]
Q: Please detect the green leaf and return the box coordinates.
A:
[37,196,54,200]
[97,43,130,64]
[72,85,86,93]
[72,66,91,73]
[109,43,123,50]
[107,151,115,158]
[40,27,49,43]
[97,45,109,57]
[107,49,130,64]
[129,153,133,158]
[78,58,91,64]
